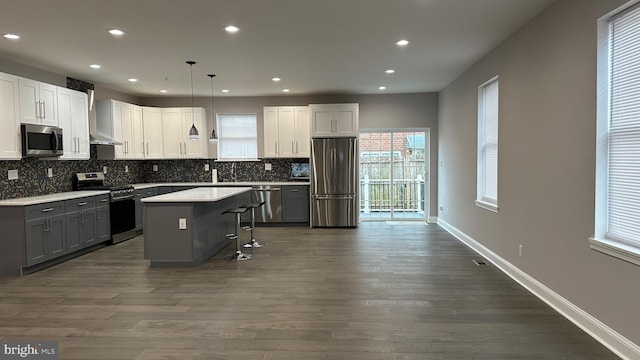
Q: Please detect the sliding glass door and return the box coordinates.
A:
[359,130,428,221]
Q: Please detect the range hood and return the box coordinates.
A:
[88,89,122,145]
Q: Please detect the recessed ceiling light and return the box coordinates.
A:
[3,33,20,40]
[272,77,281,82]
[159,89,168,93]
[378,86,387,90]
[224,25,239,33]
[282,88,290,93]
[385,69,395,74]
[396,39,409,46]
[108,29,125,36]
[221,89,229,93]
[89,64,101,69]
[127,78,138,82]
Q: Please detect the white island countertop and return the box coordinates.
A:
[142,187,252,203]
[132,181,309,190]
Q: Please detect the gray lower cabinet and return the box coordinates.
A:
[24,201,66,267]
[135,188,157,231]
[96,194,110,242]
[65,196,98,251]
[281,185,310,223]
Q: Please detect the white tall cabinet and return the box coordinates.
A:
[264,106,310,158]
[161,107,207,159]
[18,78,58,126]
[310,103,359,137]
[142,107,163,159]
[0,72,21,160]
[57,88,89,160]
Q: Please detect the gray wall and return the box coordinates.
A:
[438,0,638,346]
[141,92,439,217]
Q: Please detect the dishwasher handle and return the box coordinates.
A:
[252,186,281,191]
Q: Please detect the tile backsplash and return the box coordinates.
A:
[0,157,308,200]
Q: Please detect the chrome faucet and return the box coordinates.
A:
[230,163,237,182]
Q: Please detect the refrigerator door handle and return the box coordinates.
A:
[313,195,355,200]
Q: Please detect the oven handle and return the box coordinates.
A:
[111,195,135,202]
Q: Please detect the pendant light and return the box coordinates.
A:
[208,74,218,143]
[186,60,199,140]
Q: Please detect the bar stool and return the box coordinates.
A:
[241,201,266,248]
[222,207,251,261]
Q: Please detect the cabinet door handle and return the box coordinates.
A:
[78,202,88,206]
[35,101,40,120]
[42,100,46,119]
[275,141,278,154]
[290,189,300,192]
[146,142,149,155]
[47,217,52,232]
[291,141,294,153]
[296,142,298,153]
[101,198,108,203]
[41,208,54,213]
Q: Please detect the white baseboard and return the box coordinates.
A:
[437,219,640,360]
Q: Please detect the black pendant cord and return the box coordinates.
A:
[186,60,199,139]
[208,74,217,141]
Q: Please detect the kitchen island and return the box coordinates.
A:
[142,187,252,267]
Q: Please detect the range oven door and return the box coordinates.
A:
[109,197,136,244]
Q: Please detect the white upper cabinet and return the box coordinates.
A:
[161,107,207,159]
[0,72,21,160]
[263,106,310,158]
[57,87,89,160]
[310,103,359,137]
[142,107,163,159]
[19,77,57,126]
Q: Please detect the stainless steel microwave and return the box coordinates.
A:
[21,123,64,157]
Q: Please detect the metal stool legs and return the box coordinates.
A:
[242,202,265,248]
[223,209,251,261]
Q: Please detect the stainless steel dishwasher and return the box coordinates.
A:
[252,185,282,222]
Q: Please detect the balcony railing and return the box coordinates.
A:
[360,175,425,215]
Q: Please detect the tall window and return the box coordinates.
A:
[476,76,499,213]
[216,114,258,160]
[592,3,640,265]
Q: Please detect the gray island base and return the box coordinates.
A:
[142,187,252,268]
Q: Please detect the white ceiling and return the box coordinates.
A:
[0,0,556,97]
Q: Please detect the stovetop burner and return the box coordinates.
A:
[73,172,135,201]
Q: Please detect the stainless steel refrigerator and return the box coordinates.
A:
[310,137,358,227]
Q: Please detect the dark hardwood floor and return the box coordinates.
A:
[0,222,620,359]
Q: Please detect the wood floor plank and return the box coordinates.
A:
[0,223,620,359]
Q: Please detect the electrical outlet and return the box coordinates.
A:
[153,164,158,172]
[519,244,523,257]
[265,163,272,171]
[204,164,210,171]
[47,168,53,178]
[439,205,444,212]
[125,165,129,173]
[8,169,18,180]
[103,166,107,174]
[179,218,187,230]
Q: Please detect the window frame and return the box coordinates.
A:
[215,113,259,161]
[591,1,640,266]
[475,76,499,213]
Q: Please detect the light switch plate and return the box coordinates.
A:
[8,169,18,180]
[179,218,187,230]
[265,163,272,171]
[204,164,210,171]
[153,164,158,172]
[125,165,129,173]
[103,166,107,174]
[47,168,53,178]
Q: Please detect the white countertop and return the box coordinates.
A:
[133,181,309,189]
[142,187,252,203]
[0,190,110,206]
